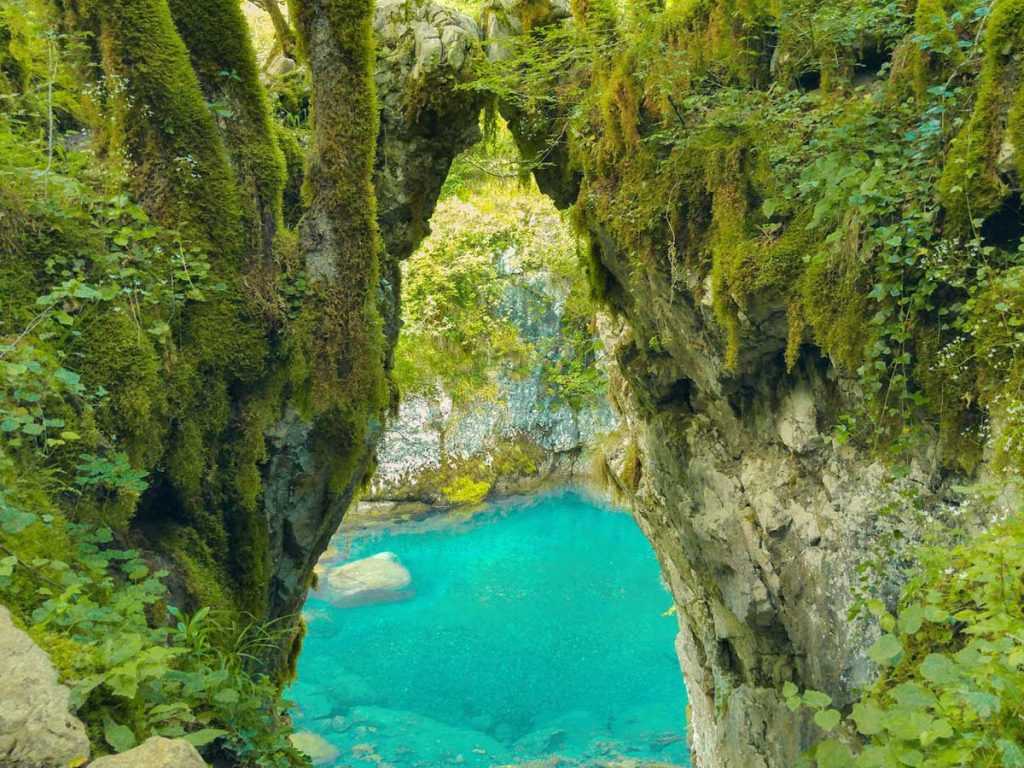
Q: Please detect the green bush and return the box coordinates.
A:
[787,512,1024,768]
[0,498,307,767]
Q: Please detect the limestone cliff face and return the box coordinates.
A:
[589,248,941,767]
[252,4,956,762]
[366,247,616,510]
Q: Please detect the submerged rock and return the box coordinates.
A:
[324,552,413,607]
[88,736,205,767]
[347,705,512,765]
[0,605,90,768]
[289,731,339,766]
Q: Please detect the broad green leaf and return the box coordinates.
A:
[923,606,948,623]
[885,710,933,741]
[868,634,902,666]
[816,739,854,768]
[919,654,958,685]
[814,708,841,732]
[804,690,832,710]
[103,718,136,753]
[897,604,924,636]
[851,701,884,736]
[890,682,937,710]
[54,367,82,392]
[183,728,228,747]
[1,508,38,534]
[999,739,1024,768]
[921,718,953,746]
[898,748,923,767]
[963,690,999,718]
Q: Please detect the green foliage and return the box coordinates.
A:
[472,0,1024,472]
[0,501,307,767]
[790,513,1024,768]
[396,127,605,413]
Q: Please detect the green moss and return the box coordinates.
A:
[282,615,307,685]
[290,0,388,431]
[87,0,245,261]
[938,0,1024,233]
[798,247,869,371]
[73,308,168,472]
[581,235,614,306]
[166,0,287,264]
[275,124,306,228]
[442,475,493,506]
[162,525,239,617]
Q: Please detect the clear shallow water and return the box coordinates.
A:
[289,490,690,767]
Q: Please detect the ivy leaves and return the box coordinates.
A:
[791,515,1024,768]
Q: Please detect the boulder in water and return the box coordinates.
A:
[324,552,412,607]
[289,731,339,766]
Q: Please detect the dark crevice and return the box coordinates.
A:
[716,638,746,683]
[795,68,821,92]
[855,43,889,79]
[981,192,1024,250]
[657,377,695,412]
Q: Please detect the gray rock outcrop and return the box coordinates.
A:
[368,241,616,507]
[0,605,90,768]
[586,187,954,767]
[88,736,205,768]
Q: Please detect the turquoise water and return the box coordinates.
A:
[289,490,690,767]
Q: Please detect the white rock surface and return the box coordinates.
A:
[324,552,412,607]
[88,736,205,767]
[0,605,91,768]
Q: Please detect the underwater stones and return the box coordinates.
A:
[347,705,512,765]
[289,731,339,766]
[295,686,335,720]
[0,605,90,768]
[88,737,205,768]
[512,727,568,755]
[324,552,413,607]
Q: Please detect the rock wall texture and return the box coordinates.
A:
[591,262,930,767]
[0,606,90,768]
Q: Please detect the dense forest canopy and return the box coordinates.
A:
[1,0,1023,766]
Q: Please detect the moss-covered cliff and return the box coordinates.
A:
[0,0,480,762]
[476,0,1024,765]
[5,0,1024,765]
